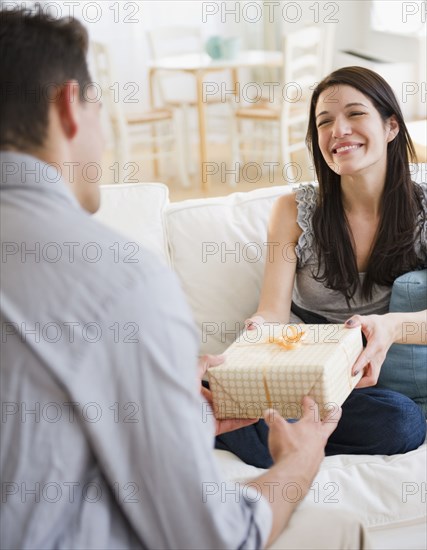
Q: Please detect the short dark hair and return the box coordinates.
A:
[0,7,92,151]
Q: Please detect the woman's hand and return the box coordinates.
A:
[345,314,397,388]
[197,354,258,435]
[244,315,266,330]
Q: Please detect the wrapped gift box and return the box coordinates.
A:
[207,324,363,419]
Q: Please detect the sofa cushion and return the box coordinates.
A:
[377,270,427,415]
[214,444,427,545]
[165,186,289,354]
[95,183,170,264]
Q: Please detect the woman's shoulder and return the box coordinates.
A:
[269,190,301,243]
[271,183,318,264]
[272,183,318,228]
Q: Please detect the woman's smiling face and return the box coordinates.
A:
[315,84,398,177]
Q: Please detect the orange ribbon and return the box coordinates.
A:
[265,324,306,350]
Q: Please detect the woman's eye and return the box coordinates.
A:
[349,112,365,117]
[317,120,331,128]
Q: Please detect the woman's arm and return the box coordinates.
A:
[389,310,427,344]
[346,309,427,388]
[247,193,302,326]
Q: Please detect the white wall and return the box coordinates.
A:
[9,1,424,123]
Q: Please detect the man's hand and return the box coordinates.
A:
[197,354,258,436]
[256,397,342,548]
[345,314,396,388]
[263,396,341,470]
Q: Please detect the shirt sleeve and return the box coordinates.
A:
[70,258,273,550]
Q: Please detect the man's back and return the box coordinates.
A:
[1,151,159,548]
[1,152,271,549]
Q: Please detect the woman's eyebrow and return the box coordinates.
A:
[316,102,368,119]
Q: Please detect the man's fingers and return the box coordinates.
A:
[301,395,318,420]
[321,404,342,437]
[263,408,287,429]
[199,354,225,377]
[200,386,213,405]
[205,354,225,366]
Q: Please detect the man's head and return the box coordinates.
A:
[0,7,104,212]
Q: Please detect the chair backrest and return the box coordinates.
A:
[147,26,204,60]
[90,41,131,165]
[146,26,204,105]
[321,25,336,76]
[279,26,328,176]
[283,26,325,100]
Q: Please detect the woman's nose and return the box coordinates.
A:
[332,116,352,138]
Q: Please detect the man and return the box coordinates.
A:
[0,8,369,549]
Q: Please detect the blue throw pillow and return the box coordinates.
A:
[377,270,427,416]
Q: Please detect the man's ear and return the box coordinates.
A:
[56,80,81,139]
[387,115,399,143]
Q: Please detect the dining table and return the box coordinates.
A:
[148,50,283,190]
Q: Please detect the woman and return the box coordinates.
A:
[216,66,427,468]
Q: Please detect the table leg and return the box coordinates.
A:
[196,70,208,192]
[231,68,238,95]
[148,67,159,178]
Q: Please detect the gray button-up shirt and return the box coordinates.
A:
[0,152,272,549]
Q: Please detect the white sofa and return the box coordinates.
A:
[95,168,427,549]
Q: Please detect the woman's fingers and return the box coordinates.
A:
[245,315,266,330]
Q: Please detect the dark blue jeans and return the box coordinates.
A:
[215,303,426,468]
[215,387,426,468]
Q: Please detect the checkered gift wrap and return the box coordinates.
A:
[207,324,363,419]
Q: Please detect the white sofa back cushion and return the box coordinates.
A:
[165,186,290,354]
[95,183,170,264]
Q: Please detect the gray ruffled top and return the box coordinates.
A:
[289,182,427,324]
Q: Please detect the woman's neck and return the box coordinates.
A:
[340,171,385,218]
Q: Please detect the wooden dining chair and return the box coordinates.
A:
[229,26,331,184]
[146,26,229,173]
[90,41,190,187]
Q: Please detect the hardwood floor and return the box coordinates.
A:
[100,140,314,202]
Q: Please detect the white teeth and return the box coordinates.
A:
[335,145,360,153]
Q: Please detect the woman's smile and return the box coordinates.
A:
[331,142,364,156]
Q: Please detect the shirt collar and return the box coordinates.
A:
[0,150,82,209]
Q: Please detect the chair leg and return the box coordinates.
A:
[114,120,131,183]
[172,113,191,188]
[181,103,196,175]
[151,121,159,177]
[230,113,241,165]
[227,114,243,187]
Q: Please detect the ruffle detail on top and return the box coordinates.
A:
[415,182,427,265]
[294,183,318,267]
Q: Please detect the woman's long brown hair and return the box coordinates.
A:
[305,66,423,304]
